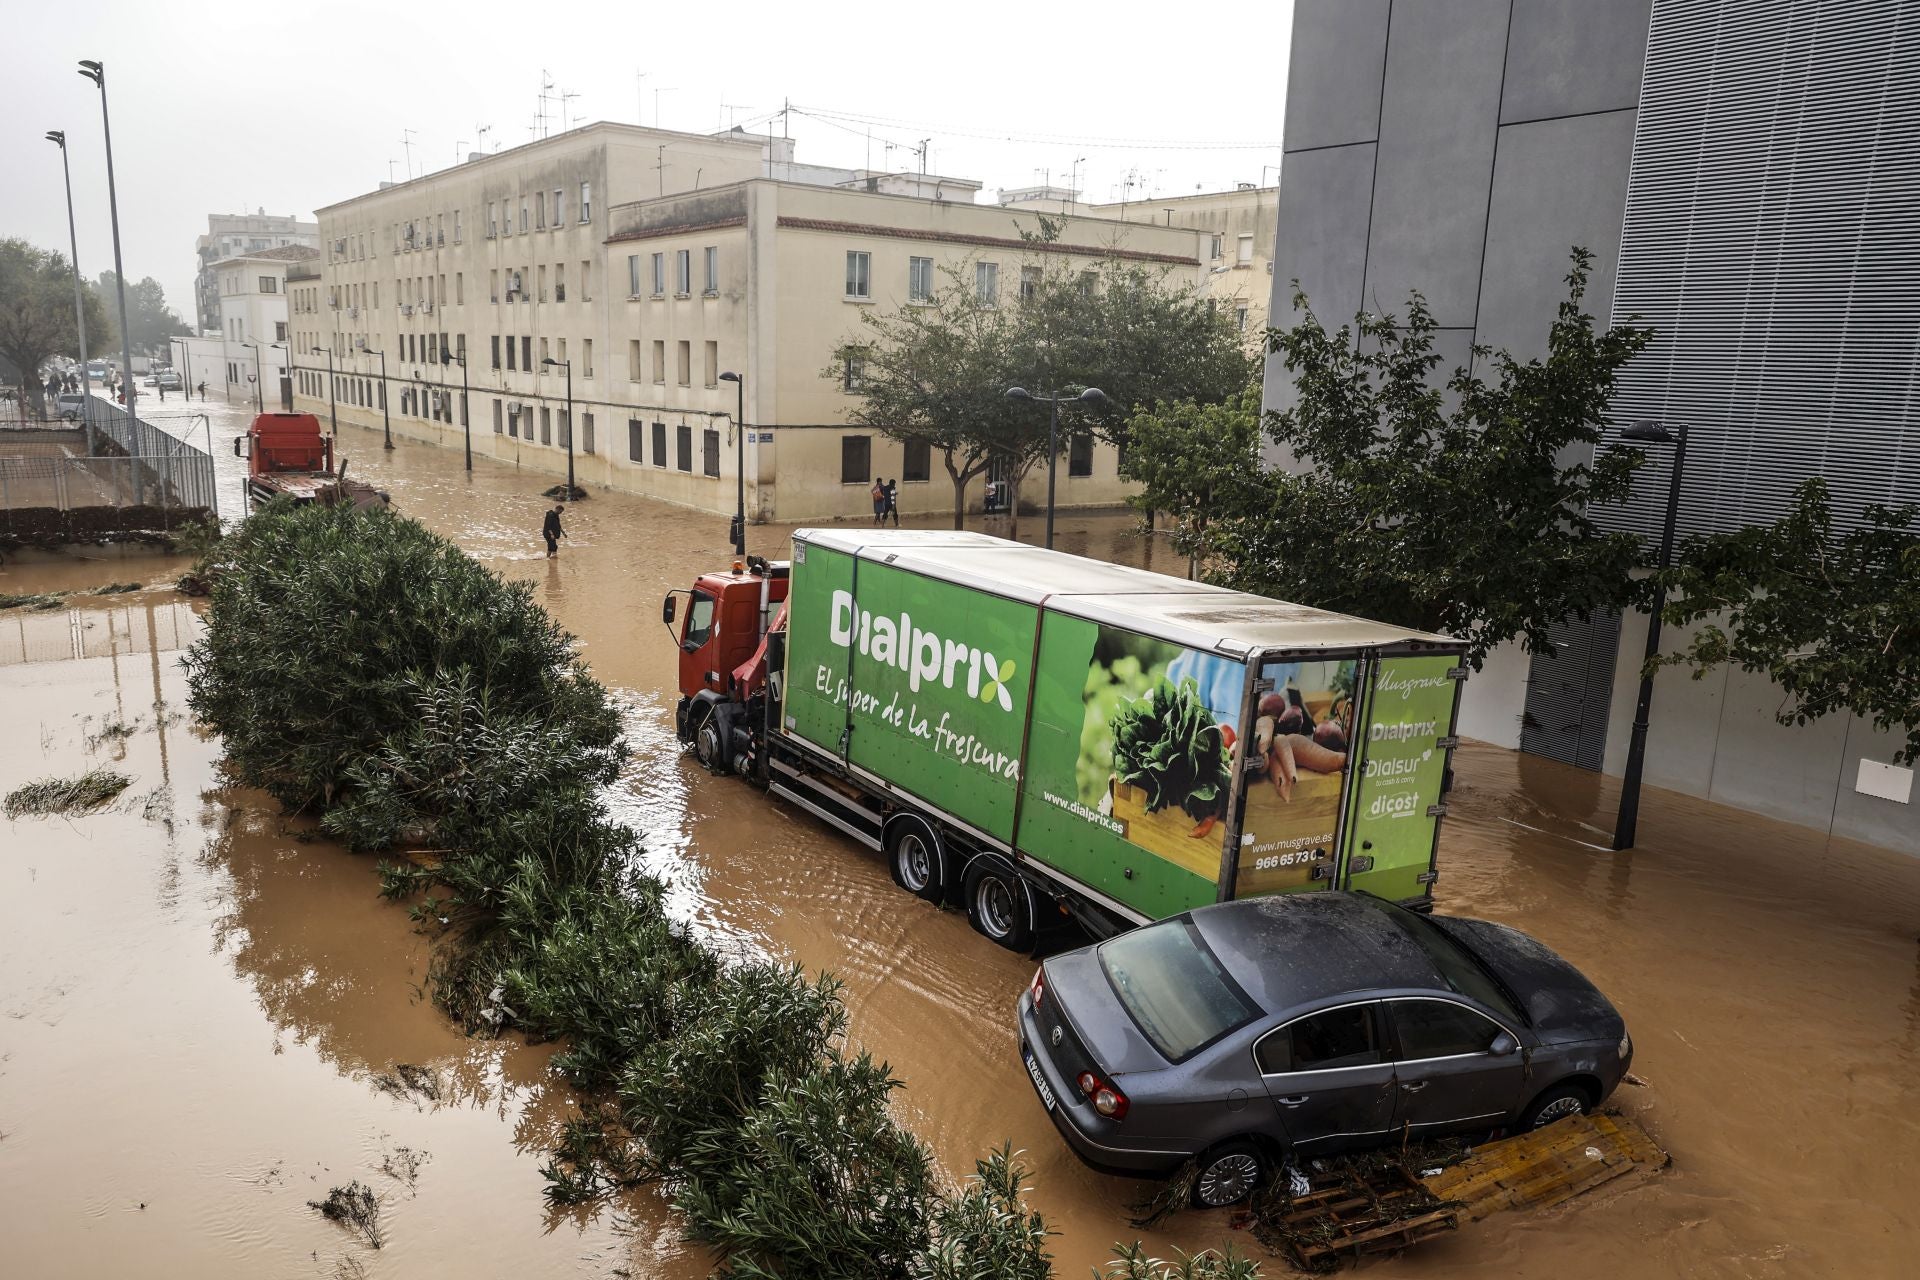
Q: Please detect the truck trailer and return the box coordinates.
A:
[668,529,1467,949]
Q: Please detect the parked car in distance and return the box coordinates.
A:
[55,392,88,421]
[156,370,181,391]
[1018,891,1632,1209]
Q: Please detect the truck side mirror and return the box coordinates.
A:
[232,436,249,458]
[662,594,677,626]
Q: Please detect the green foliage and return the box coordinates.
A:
[1098,1243,1262,1280]
[914,1144,1053,1280]
[1111,677,1230,823]
[89,269,191,352]
[4,767,132,817]
[1652,476,1920,764]
[1120,383,1267,578]
[0,238,112,415]
[1206,249,1652,666]
[830,221,1255,529]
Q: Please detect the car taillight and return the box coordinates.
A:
[1074,1069,1129,1120]
[1028,966,1045,1009]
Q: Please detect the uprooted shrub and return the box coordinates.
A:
[183,499,1246,1279]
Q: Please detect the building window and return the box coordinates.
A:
[581,260,592,301]
[505,337,516,371]
[652,420,667,467]
[976,261,998,305]
[555,264,566,302]
[628,254,641,298]
[629,339,642,381]
[492,335,502,369]
[675,423,693,472]
[652,340,666,383]
[454,209,462,242]
[540,336,550,368]
[520,198,529,233]
[1068,432,1094,477]
[508,404,520,438]
[1237,233,1254,265]
[1235,306,1249,332]
[522,335,532,369]
[841,435,871,484]
[540,405,552,445]
[489,203,498,237]
[582,339,593,378]
[651,253,666,296]
[275,322,288,342]
[903,438,930,483]
[553,188,564,226]
[558,409,571,450]
[1021,266,1042,301]
[845,250,870,299]
[628,418,643,461]
[841,348,867,393]
[676,340,691,385]
[259,276,279,293]
[1211,234,1223,260]
[491,269,499,303]
[579,181,591,222]
[909,256,934,303]
[703,340,718,387]
[582,411,595,455]
[703,246,718,294]
[702,427,720,477]
[456,272,464,304]
[494,399,504,433]
[536,195,546,231]
[674,249,691,296]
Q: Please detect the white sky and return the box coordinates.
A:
[3,0,1293,324]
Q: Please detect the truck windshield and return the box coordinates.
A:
[683,591,715,648]
[1099,917,1260,1062]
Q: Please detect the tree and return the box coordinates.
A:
[90,270,189,354]
[1120,382,1266,578]
[0,238,108,416]
[830,220,1255,532]
[1204,249,1653,667]
[1652,477,1920,764]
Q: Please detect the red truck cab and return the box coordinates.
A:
[666,557,789,772]
[233,412,387,509]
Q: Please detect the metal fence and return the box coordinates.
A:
[0,402,215,539]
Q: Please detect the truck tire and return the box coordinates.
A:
[691,706,727,774]
[964,858,1034,951]
[886,817,945,904]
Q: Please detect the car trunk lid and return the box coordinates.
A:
[1041,949,1169,1076]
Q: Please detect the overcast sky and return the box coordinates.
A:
[3,0,1293,326]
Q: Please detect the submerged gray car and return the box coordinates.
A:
[1017,891,1632,1208]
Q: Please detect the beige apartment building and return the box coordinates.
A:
[294,122,1206,521]
[1088,186,1278,343]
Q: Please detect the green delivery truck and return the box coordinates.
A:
[665,529,1468,949]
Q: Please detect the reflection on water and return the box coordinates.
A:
[5,416,1918,1277]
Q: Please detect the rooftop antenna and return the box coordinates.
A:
[561,89,580,132]
[387,159,397,184]
[476,123,493,154]
[538,70,556,138]
[455,139,467,164]
[1067,155,1086,213]
[399,128,417,179]
[636,71,648,125]
[916,137,930,178]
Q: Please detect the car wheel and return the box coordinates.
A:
[964,860,1033,951]
[692,708,727,774]
[1519,1083,1592,1131]
[1191,1140,1266,1209]
[887,819,944,904]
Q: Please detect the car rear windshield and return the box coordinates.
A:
[1099,917,1261,1062]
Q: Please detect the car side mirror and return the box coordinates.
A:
[661,594,677,626]
[1488,1032,1519,1057]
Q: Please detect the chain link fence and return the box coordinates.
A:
[1,399,215,540]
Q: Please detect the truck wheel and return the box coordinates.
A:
[692,708,727,774]
[886,818,945,904]
[964,859,1034,951]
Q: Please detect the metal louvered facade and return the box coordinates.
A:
[1602,0,1920,542]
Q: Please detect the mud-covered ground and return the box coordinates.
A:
[3,409,1916,1277]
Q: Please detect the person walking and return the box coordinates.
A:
[870,478,887,526]
[884,478,901,527]
[197,380,207,400]
[542,502,567,558]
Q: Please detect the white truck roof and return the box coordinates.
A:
[791,528,1459,657]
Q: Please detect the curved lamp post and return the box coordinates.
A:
[719,370,746,556]
[1003,384,1108,549]
[1612,419,1689,852]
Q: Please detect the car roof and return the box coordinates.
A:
[1186,892,1448,1014]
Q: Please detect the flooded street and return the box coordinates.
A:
[5,411,1918,1276]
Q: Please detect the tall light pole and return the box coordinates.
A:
[1004,384,1108,550]
[44,130,93,447]
[542,357,574,492]
[312,346,337,437]
[365,347,392,448]
[719,370,746,556]
[1613,420,1689,852]
[77,60,136,425]
[443,344,470,470]
[240,340,264,412]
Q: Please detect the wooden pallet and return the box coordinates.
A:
[1421,1112,1668,1222]
[1258,1164,1460,1272]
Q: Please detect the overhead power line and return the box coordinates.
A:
[790,104,1282,152]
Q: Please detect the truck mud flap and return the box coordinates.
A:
[769,766,882,850]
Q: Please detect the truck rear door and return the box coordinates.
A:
[1337,653,1466,905]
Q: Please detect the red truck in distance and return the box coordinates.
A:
[232,413,387,511]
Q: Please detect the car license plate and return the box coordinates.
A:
[1023,1049,1057,1112]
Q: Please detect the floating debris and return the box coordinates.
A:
[0,592,67,612]
[92,582,143,595]
[307,1181,382,1248]
[5,768,133,818]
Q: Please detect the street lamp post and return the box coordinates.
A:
[719,370,746,556]
[541,357,574,492]
[443,345,470,470]
[312,347,337,437]
[1003,385,1109,550]
[364,348,391,448]
[241,341,264,412]
[44,130,93,449]
[77,60,136,426]
[1612,420,1689,852]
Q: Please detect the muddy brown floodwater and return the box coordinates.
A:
[5,410,1918,1277]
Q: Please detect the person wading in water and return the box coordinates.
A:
[543,503,567,558]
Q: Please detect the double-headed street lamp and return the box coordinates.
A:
[541,357,575,492]
[719,370,746,556]
[311,346,337,437]
[363,347,392,449]
[77,59,135,426]
[1612,420,1689,852]
[44,130,93,446]
[240,340,264,412]
[1003,384,1109,550]
[443,344,471,471]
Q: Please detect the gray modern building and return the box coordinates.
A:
[1266,0,1919,854]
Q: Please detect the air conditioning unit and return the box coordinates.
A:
[400,303,413,316]
[420,300,434,313]
[356,338,368,350]
[348,305,360,318]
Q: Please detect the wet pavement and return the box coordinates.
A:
[3,412,1917,1276]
